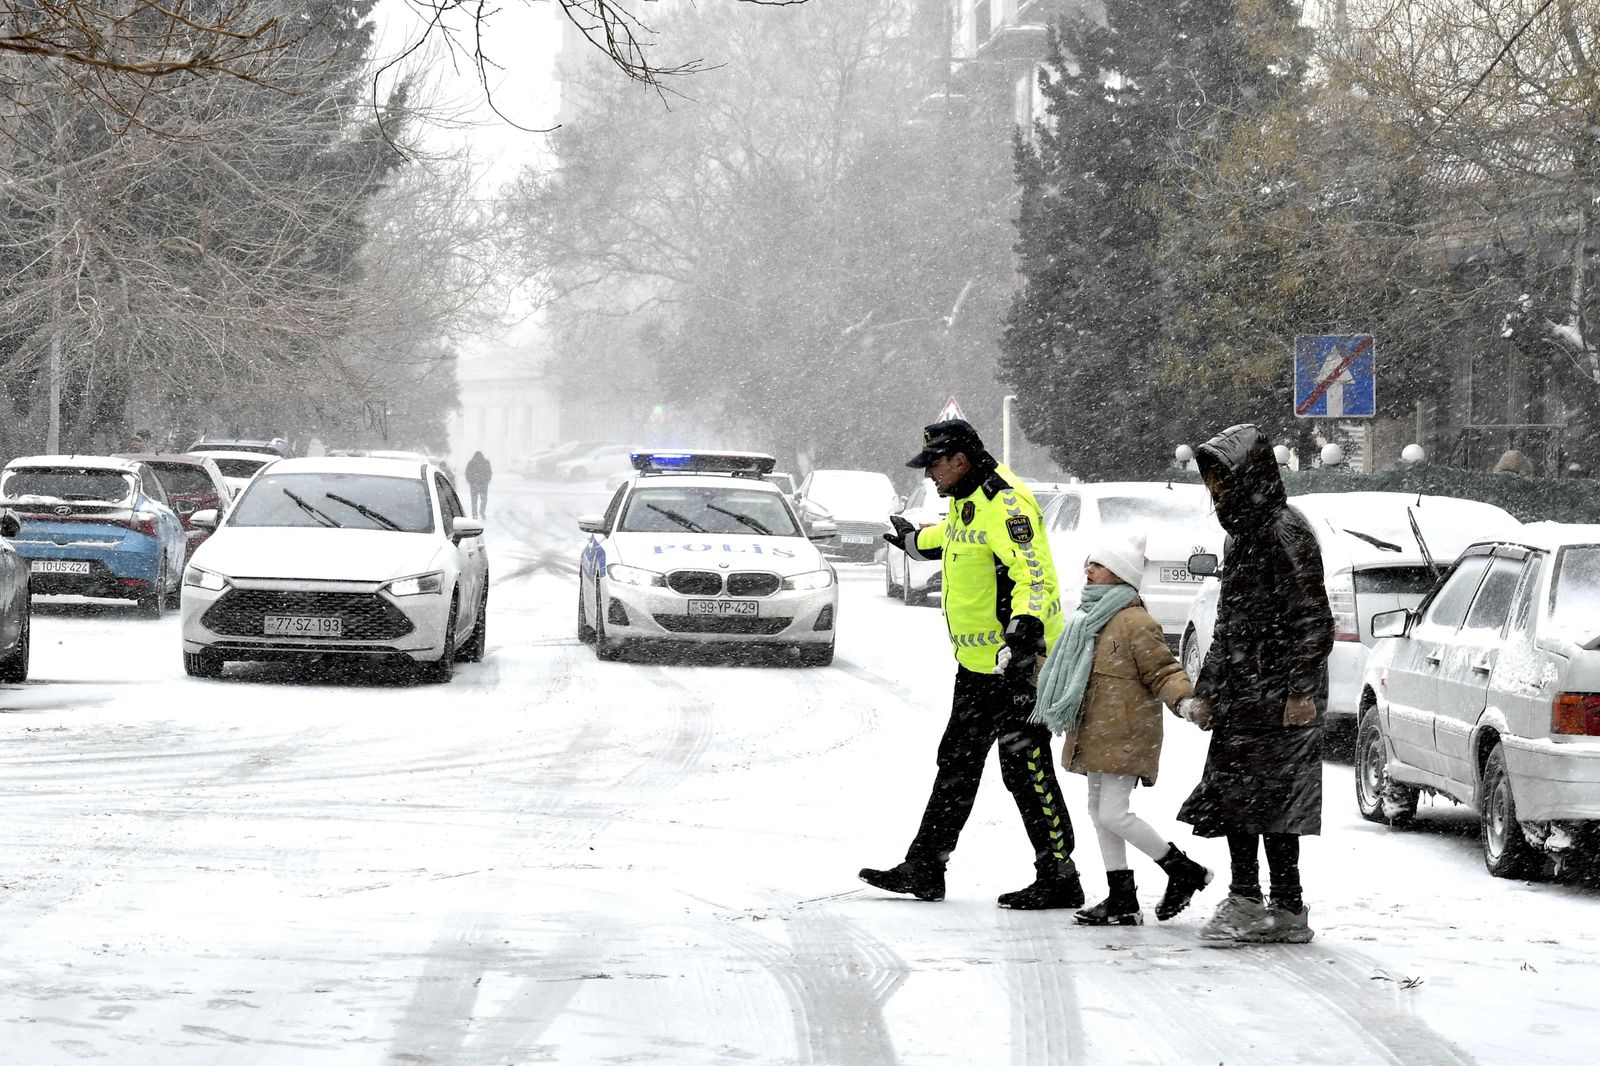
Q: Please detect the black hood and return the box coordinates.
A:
[1195,424,1287,537]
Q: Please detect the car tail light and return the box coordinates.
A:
[1552,693,1600,736]
[118,513,158,537]
[1327,574,1359,642]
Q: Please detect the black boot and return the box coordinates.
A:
[1154,842,1214,921]
[997,858,1085,910]
[1074,869,1142,926]
[859,861,945,901]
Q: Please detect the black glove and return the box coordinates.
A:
[999,615,1046,680]
[883,514,917,551]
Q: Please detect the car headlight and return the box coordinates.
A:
[183,565,229,592]
[605,563,665,587]
[387,571,444,597]
[783,569,834,591]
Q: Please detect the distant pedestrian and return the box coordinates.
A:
[859,419,1083,909]
[1034,533,1213,926]
[1180,424,1334,945]
[465,450,493,519]
[1493,449,1533,476]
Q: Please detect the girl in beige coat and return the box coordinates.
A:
[1033,533,1214,926]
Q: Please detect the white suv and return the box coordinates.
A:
[1358,525,1600,878]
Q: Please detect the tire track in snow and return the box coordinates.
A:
[998,913,1086,1065]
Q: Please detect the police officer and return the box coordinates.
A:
[859,420,1083,909]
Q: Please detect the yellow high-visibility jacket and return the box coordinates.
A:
[908,463,1063,672]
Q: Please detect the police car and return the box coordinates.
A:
[577,451,840,665]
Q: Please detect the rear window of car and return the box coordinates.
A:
[230,472,433,533]
[150,465,217,496]
[1099,494,1210,529]
[620,487,800,537]
[2,467,133,503]
[1550,546,1600,633]
[1353,567,1439,596]
[212,457,272,479]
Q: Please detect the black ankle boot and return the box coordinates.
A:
[859,861,945,901]
[997,858,1085,910]
[1074,869,1143,926]
[1154,842,1214,921]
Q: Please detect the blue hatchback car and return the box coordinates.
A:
[0,456,187,616]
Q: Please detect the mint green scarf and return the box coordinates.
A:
[1031,582,1139,735]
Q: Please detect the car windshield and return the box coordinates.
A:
[804,471,898,515]
[1550,545,1600,633]
[1099,493,1212,530]
[619,486,800,536]
[230,472,433,533]
[149,465,216,496]
[211,457,272,479]
[2,467,134,503]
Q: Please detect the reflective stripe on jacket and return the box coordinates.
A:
[913,463,1063,672]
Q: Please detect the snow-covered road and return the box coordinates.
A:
[1,476,1595,1065]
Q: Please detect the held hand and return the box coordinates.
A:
[883,514,917,552]
[1181,697,1214,731]
[993,645,1013,676]
[1284,694,1317,726]
[999,615,1044,682]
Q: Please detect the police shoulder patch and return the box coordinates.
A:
[1006,514,1034,543]
[960,501,975,525]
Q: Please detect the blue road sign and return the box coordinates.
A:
[1294,335,1376,418]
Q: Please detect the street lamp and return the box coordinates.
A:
[1319,443,1345,468]
[1400,443,1426,465]
[1174,444,1194,470]
[1273,444,1292,467]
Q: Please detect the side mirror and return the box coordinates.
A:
[1371,609,1412,639]
[190,509,219,531]
[175,499,197,515]
[1187,552,1220,577]
[0,512,18,539]
[451,516,485,542]
[577,513,606,535]
[808,519,838,542]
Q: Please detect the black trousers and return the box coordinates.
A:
[469,485,488,519]
[905,667,1075,875]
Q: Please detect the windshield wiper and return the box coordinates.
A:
[323,492,404,531]
[704,501,772,535]
[1341,529,1403,552]
[645,503,706,533]
[282,488,340,528]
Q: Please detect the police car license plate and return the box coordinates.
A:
[688,600,757,618]
[1159,567,1203,583]
[841,534,874,544]
[31,560,90,574]
[264,615,343,637]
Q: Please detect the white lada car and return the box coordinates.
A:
[577,451,839,665]
[180,456,488,682]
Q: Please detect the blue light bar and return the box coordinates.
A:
[630,450,778,476]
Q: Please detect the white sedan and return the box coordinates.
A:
[1359,524,1600,878]
[179,456,488,682]
[578,452,839,665]
[1180,492,1522,720]
[188,448,279,498]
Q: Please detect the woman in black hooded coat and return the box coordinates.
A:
[1179,424,1333,944]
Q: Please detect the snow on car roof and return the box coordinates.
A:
[188,449,280,463]
[1498,522,1600,550]
[266,456,430,477]
[1068,480,1210,498]
[3,454,140,472]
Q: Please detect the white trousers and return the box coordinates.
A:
[1086,772,1171,871]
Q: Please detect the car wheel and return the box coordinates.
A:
[183,649,223,679]
[1482,742,1540,879]
[137,562,167,619]
[884,556,901,598]
[799,642,834,667]
[577,581,597,644]
[594,590,623,661]
[458,585,487,663]
[422,599,458,683]
[1180,626,1202,679]
[1354,709,1417,826]
[0,610,29,683]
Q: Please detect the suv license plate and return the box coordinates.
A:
[263,615,343,637]
[687,600,757,618]
[1159,567,1202,583]
[841,534,875,544]
[31,560,90,575]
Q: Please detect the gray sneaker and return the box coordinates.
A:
[1238,904,1314,944]
[1197,893,1270,941]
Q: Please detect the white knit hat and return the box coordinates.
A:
[1086,532,1147,588]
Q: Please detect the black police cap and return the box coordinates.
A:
[907,419,985,468]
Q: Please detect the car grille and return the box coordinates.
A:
[666,570,722,595]
[726,572,781,597]
[201,589,414,640]
[653,615,790,635]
